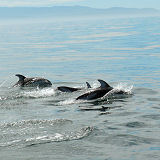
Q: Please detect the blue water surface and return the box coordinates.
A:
[0,16,160,160]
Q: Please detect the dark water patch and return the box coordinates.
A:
[152,106,160,110]
[142,114,160,120]
[99,112,111,116]
[78,105,122,116]
[107,126,120,130]
[85,127,159,147]
[78,105,111,112]
[105,134,159,147]
[86,98,127,106]
[147,98,160,102]
[56,109,70,113]
[124,121,147,128]
[114,111,139,117]
[134,88,158,95]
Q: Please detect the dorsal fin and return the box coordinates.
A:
[98,79,111,88]
[86,82,91,88]
[15,74,26,81]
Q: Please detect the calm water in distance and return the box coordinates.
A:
[0,16,160,160]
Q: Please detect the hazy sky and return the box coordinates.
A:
[0,0,160,9]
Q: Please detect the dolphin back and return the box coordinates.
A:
[15,74,26,81]
[13,74,26,87]
[86,82,91,88]
[98,79,112,89]
[57,86,80,92]
[14,74,52,88]
[24,78,52,88]
[76,89,107,100]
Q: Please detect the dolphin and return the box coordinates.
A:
[76,79,126,100]
[57,82,91,92]
[13,74,52,88]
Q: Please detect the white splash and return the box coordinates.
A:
[58,98,76,105]
[25,126,93,144]
[92,81,100,89]
[54,133,64,139]
[113,83,133,94]
[101,82,133,99]
[22,88,55,98]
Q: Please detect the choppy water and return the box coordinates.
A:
[0,16,160,160]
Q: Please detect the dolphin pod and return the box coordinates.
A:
[13,74,127,100]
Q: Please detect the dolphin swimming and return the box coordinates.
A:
[76,79,126,100]
[57,82,91,92]
[13,74,52,88]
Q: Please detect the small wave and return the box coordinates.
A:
[21,88,56,98]
[0,139,22,147]
[0,119,74,147]
[0,119,93,147]
[0,126,93,147]
[25,126,93,146]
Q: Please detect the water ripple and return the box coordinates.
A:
[0,119,72,129]
[0,119,93,148]
[105,134,159,146]
[25,126,93,147]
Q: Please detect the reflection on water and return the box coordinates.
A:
[0,16,160,160]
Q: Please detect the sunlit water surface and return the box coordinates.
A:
[0,16,160,160]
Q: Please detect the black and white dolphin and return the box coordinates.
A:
[76,79,125,100]
[13,74,52,88]
[57,82,91,92]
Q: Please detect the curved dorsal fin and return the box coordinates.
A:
[86,82,91,88]
[15,74,26,81]
[98,79,111,88]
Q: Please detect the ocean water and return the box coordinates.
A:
[0,16,160,160]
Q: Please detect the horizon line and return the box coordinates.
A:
[0,5,159,10]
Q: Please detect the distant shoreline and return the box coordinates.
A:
[0,6,159,19]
